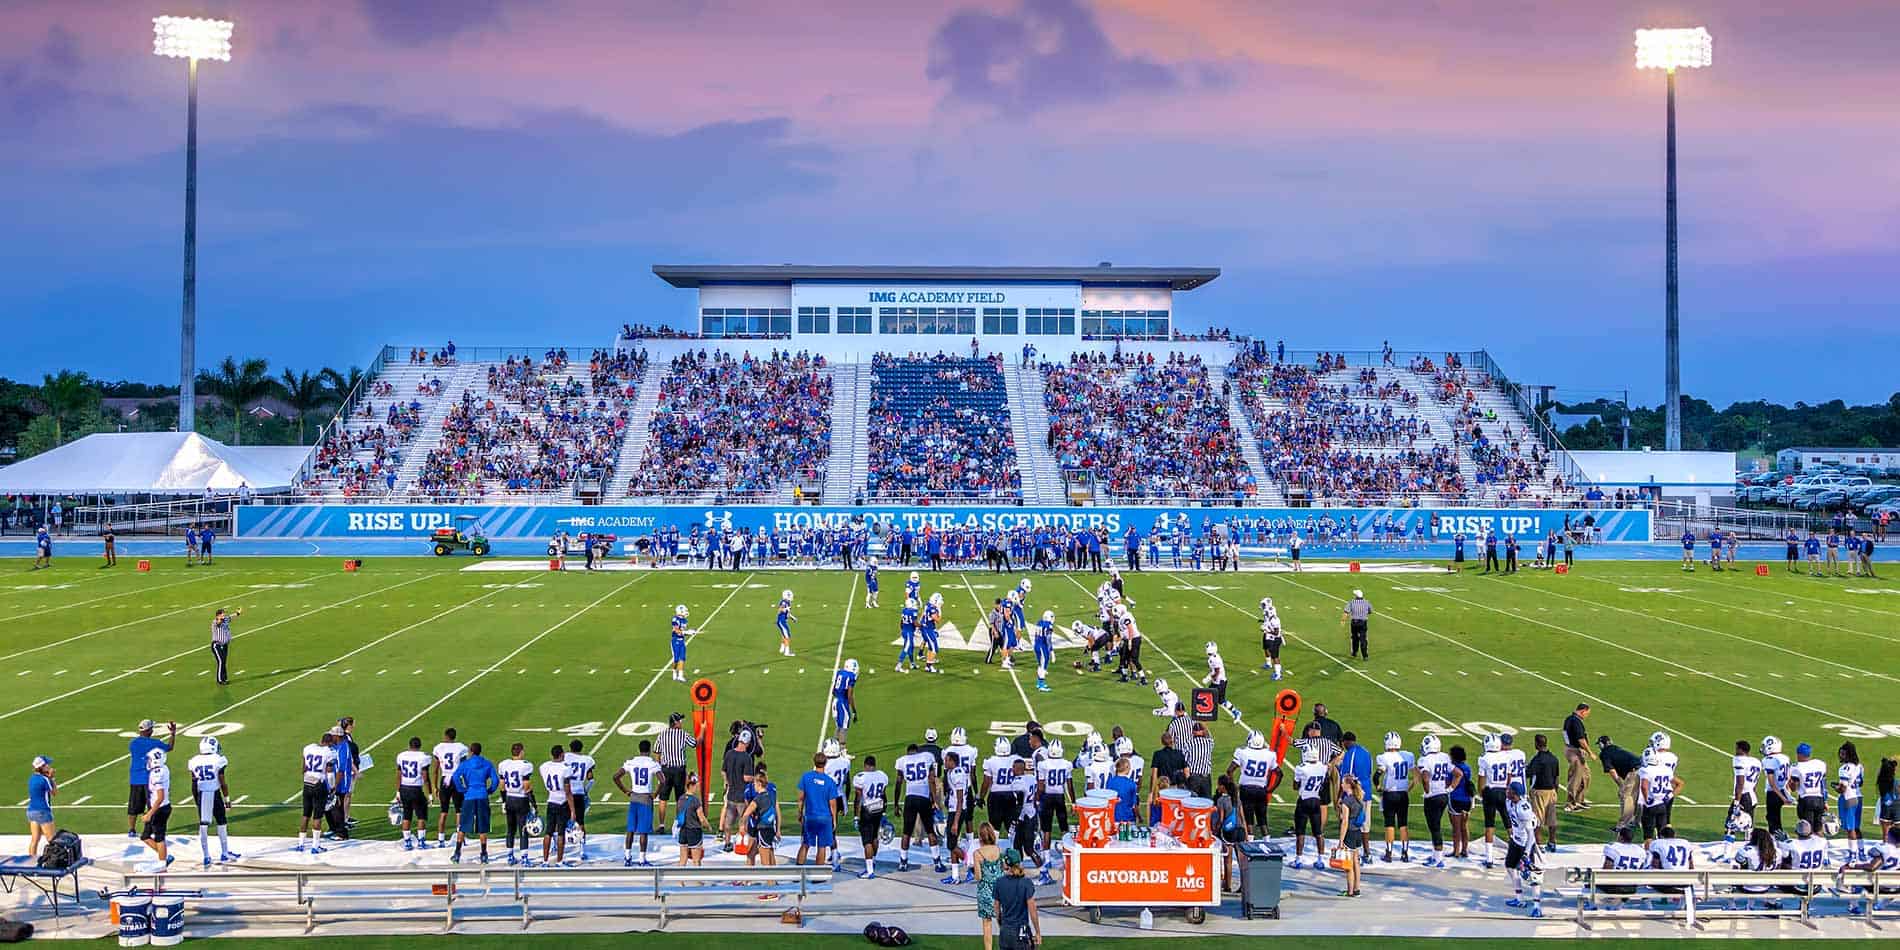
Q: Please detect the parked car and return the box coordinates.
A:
[1795,489,1849,511]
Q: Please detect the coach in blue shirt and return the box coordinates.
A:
[795,753,838,867]
[451,742,498,863]
[1339,732,1374,855]
[126,719,176,838]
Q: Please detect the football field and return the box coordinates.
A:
[4,554,1896,844]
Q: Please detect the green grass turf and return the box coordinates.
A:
[4,556,1897,845]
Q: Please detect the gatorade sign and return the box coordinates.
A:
[1064,848,1220,906]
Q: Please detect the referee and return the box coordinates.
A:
[1343,589,1373,660]
[209,608,240,684]
[654,713,696,827]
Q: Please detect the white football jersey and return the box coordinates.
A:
[1085,760,1112,792]
[1126,753,1146,790]
[1731,754,1763,798]
[982,754,1019,794]
[147,764,172,803]
[1418,751,1454,796]
[1503,749,1527,784]
[1376,750,1415,793]
[1651,749,1679,776]
[300,743,336,785]
[945,743,980,780]
[538,760,571,804]
[1790,758,1828,798]
[1293,761,1328,800]
[565,752,596,796]
[895,752,935,799]
[395,749,432,788]
[1036,756,1073,797]
[621,756,659,795]
[1783,835,1828,870]
[1506,796,1537,846]
[1762,752,1791,792]
[1838,762,1863,800]
[1649,836,1694,869]
[944,768,972,811]
[1232,747,1278,788]
[852,769,890,812]
[186,753,227,793]
[432,741,469,782]
[1603,841,1648,869]
[1156,688,1179,713]
[824,755,852,800]
[1638,764,1675,806]
[1478,750,1513,789]
[1261,605,1281,635]
[498,758,534,798]
[1206,653,1227,684]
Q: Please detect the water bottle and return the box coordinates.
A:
[1139,908,1154,930]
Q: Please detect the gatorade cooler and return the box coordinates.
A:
[114,893,151,947]
[343,559,361,572]
[136,560,151,573]
[148,895,185,947]
[1158,787,1191,834]
[549,558,562,571]
[1179,797,1217,848]
[1075,796,1114,847]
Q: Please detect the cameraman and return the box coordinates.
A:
[720,725,760,849]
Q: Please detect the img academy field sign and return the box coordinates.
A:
[237,504,1652,542]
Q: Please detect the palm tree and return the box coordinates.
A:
[319,366,365,406]
[38,370,96,446]
[198,357,272,445]
[279,369,332,444]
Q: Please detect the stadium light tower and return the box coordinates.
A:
[153,15,234,434]
[1635,26,1711,453]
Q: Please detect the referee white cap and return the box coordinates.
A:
[1352,589,1364,598]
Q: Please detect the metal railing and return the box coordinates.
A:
[70,496,237,535]
[1565,866,1895,925]
[118,863,835,933]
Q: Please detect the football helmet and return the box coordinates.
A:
[147,748,167,769]
[909,571,920,582]
[1302,746,1321,765]
[525,813,545,837]
[994,738,1011,756]
[1092,745,1110,764]
[1153,678,1169,696]
[1046,740,1064,760]
[387,800,404,826]
[199,736,221,756]
[1642,748,1660,767]
[1086,730,1103,751]
[781,590,795,602]
[1761,735,1781,756]
[1650,731,1671,752]
[1384,731,1402,751]
[1259,596,1274,611]
[1204,641,1220,657]
[951,727,967,746]
[1483,734,1502,754]
[1020,578,1033,592]
[1247,732,1267,750]
[675,604,689,618]
[1420,735,1442,756]
[843,658,859,674]
[928,592,944,607]
[1725,805,1753,839]
[905,596,920,611]
[823,739,842,758]
[1114,736,1134,757]
[1822,811,1842,837]
[1041,610,1055,623]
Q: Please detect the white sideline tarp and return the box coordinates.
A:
[0,432,308,494]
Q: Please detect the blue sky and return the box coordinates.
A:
[4,1,1897,405]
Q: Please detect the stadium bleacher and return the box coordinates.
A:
[627,349,832,501]
[1041,352,1254,501]
[865,353,1021,501]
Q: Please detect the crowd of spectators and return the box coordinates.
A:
[406,342,457,366]
[1230,348,1466,503]
[1042,353,1252,501]
[414,348,646,497]
[617,323,696,341]
[866,353,1021,500]
[629,350,832,498]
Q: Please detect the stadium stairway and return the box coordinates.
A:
[1210,364,1280,505]
[604,372,664,499]
[822,363,869,505]
[1004,365,1068,506]
[390,361,485,491]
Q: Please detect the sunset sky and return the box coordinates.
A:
[5,1,1896,404]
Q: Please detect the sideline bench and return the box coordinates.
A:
[117,864,833,932]
[1565,867,1896,928]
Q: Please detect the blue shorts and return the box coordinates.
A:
[26,808,53,825]
[1839,799,1862,832]
[625,801,654,834]
[777,620,791,638]
[671,637,686,663]
[801,817,833,847]
[458,799,491,835]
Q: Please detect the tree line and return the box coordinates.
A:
[1555,392,1900,457]
[0,358,365,460]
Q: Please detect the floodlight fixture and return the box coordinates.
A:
[1634,27,1712,72]
[153,16,233,62]
[1635,26,1711,453]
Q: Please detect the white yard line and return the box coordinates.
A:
[0,572,216,623]
[956,573,1037,722]
[815,573,860,747]
[1547,576,1900,680]
[1164,572,1483,744]
[0,569,399,723]
[0,578,280,664]
[365,575,647,755]
[1683,579,1900,620]
[49,574,461,787]
[1421,588,1881,731]
[1566,574,1900,649]
[587,573,751,761]
[1270,575,1733,761]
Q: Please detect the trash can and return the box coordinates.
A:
[1235,841,1284,920]
[113,893,151,947]
[149,895,185,946]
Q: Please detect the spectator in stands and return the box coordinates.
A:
[866,353,1021,501]
[1041,352,1250,501]
[629,350,831,498]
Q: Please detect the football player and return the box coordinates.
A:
[894,743,944,873]
[394,736,433,851]
[137,747,175,870]
[1032,610,1056,692]
[1227,731,1278,840]
[1259,596,1286,680]
[831,659,859,746]
[1503,782,1543,917]
[1204,642,1241,724]
[497,743,537,865]
[863,557,880,609]
[670,605,692,683]
[539,746,575,866]
[298,731,339,855]
[775,589,797,657]
[1375,731,1415,863]
[565,739,596,860]
[430,728,469,847]
[896,596,920,673]
[1033,740,1073,885]
[1151,678,1179,719]
[1414,735,1453,867]
[921,593,944,674]
[822,739,853,873]
[186,736,238,866]
[612,739,661,866]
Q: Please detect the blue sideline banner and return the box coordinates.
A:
[238,504,1652,543]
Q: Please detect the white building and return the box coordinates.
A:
[1774,446,1900,475]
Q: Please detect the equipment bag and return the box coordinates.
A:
[37,829,82,869]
